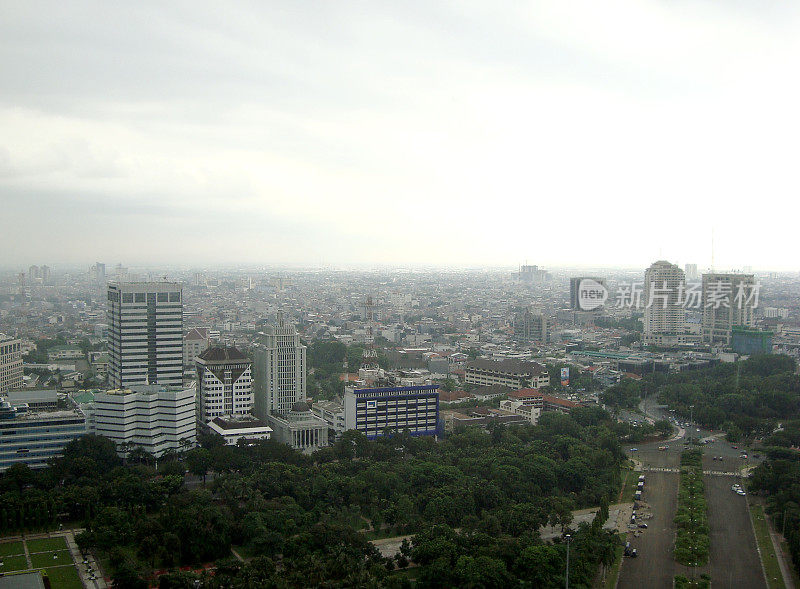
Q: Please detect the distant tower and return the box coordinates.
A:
[16,273,25,297]
[361,296,379,373]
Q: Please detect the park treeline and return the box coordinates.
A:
[602,354,799,440]
[750,421,800,578]
[0,406,626,588]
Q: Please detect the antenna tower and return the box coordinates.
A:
[361,296,379,372]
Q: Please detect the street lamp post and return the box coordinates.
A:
[565,534,572,589]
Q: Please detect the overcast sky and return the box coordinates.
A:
[2,1,799,271]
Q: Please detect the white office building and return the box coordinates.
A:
[252,313,327,451]
[252,312,307,418]
[91,384,196,457]
[643,261,692,346]
[107,282,184,388]
[195,346,253,423]
[0,334,23,394]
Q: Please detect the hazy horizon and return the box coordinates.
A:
[3,2,800,269]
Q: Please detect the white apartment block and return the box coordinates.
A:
[643,261,688,346]
[0,334,23,394]
[91,384,196,457]
[701,273,756,344]
[107,282,183,389]
[252,312,306,418]
[499,399,542,424]
[195,346,253,423]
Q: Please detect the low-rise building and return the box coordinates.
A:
[499,399,542,424]
[47,346,84,361]
[268,402,329,451]
[311,399,346,435]
[465,359,550,389]
[207,414,272,445]
[343,384,440,439]
[184,327,210,367]
[0,400,86,471]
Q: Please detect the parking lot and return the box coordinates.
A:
[617,417,767,589]
[617,469,681,589]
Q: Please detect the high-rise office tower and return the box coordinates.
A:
[684,263,698,281]
[252,312,306,418]
[107,282,183,389]
[0,334,23,394]
[195,346,253,423]
[513,308,549,343]
[253,313,327,451]
[643,261,687,346]
[93,262,106,285]
[569,277,607,310]
[701,273,756,344]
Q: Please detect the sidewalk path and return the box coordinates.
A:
[766,512,795,589]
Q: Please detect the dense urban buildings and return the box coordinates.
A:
[513,308,548,343]
[107,281,184,388]
[195,346,253,423]
[569,277,607,310]
[0,333,23,394]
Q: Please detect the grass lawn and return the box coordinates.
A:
[30,549,72,569]
[0,554,30,572]
[43,565,83,589]
[749,504,786,589]
[27,536,68,553]
[604,536,625,589]
[619,467,640,502]
[0,540,25,557]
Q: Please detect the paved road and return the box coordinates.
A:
[618,404,768,588]
[706,476,766,589]
[617,470,680,589]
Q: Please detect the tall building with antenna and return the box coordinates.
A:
[701,273,756,344]
[359,296,382,382]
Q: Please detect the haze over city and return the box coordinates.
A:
[2,1,800,269]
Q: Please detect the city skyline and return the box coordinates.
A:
[2,2,800,269]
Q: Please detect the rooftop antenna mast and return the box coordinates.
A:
[711,228,716,272]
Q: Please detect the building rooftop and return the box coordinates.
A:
[467,358,547,375]
[210,414,270,430]
[197,346,248,362]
